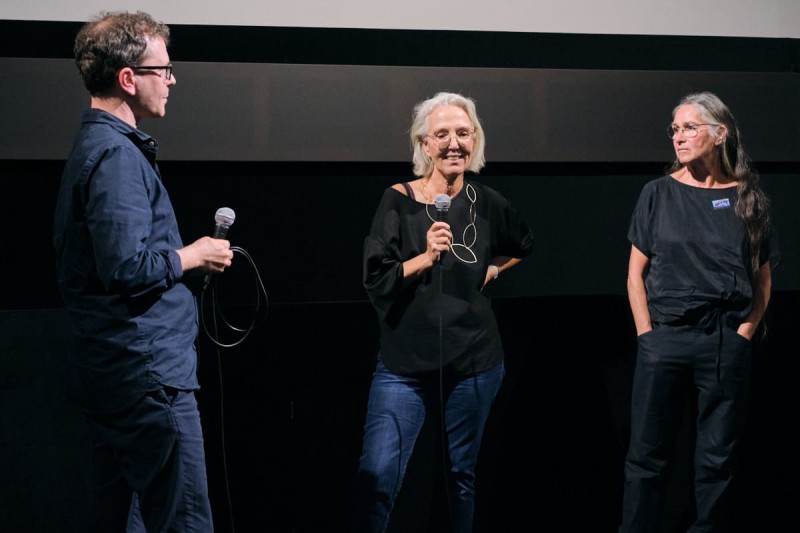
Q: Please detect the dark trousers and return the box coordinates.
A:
[83,388,213,532]
[619,325,752,533]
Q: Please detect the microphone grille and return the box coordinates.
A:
[214,207,236,226]
[434,194,451,210]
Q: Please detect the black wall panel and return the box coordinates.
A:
[2,160,798,311]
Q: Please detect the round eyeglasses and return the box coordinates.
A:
[132,64,174,81]
[667,123,718,139]
[426,130,475,149]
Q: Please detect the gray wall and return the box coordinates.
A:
[2,58,800,163]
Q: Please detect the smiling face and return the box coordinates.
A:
[131,36,175,121]
[671,104,725,167]
[422,104,474,180]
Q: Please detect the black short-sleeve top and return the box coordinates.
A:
[363,179,534,376]
[628,175,779,328]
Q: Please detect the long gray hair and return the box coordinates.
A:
[668,91,772,278]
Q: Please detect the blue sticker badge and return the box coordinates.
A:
[712,198,731,210]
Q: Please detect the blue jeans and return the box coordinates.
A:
[83,388,213,532]
[351,358,504,533]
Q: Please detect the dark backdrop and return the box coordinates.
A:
[1,21,799,532]
[3,295,798,532]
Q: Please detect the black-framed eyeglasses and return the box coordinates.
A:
[426,130,475,149]
[131,65,173,81]
[667,123,718,139]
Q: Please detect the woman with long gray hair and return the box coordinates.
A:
[619,91,778,532]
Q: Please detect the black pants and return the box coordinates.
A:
[619,324,752,533]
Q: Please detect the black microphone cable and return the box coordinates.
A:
[200,245,269,348]
[433,194,456,530]
[436,258,457,531]
[198,244,269,533]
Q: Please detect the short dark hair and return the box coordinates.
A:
[74,11,170,96]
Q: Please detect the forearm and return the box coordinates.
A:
[493,256,521,274]
[738,262,772,339]
[483,256,522,286]
[401,251,437,288]
[627,277,652,335]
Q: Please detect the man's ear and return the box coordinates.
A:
[118,67,136,95]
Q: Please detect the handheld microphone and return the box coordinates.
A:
[212,207,236,239]
[204,207,236,289]
[434,194,450,222]
[434,194,450,265]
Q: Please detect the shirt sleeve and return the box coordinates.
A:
[628,182,654,257]
[495,199,534,258]
[362,190,407,322]
[85,145,181,297]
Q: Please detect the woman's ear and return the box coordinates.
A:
[716,124,728,145]
[421,138,432,158]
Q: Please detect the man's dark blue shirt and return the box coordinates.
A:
[54,109,199,414]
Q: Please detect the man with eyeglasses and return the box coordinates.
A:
[53,10,232,531]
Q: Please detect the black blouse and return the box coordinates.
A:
[363,179,534,376]
[628,175,779,329]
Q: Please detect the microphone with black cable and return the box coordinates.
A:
[434,193,450,222]
[199,206,269,349]
[203,207,236,290]
[432,196,452,513]
[434,194,450,265]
